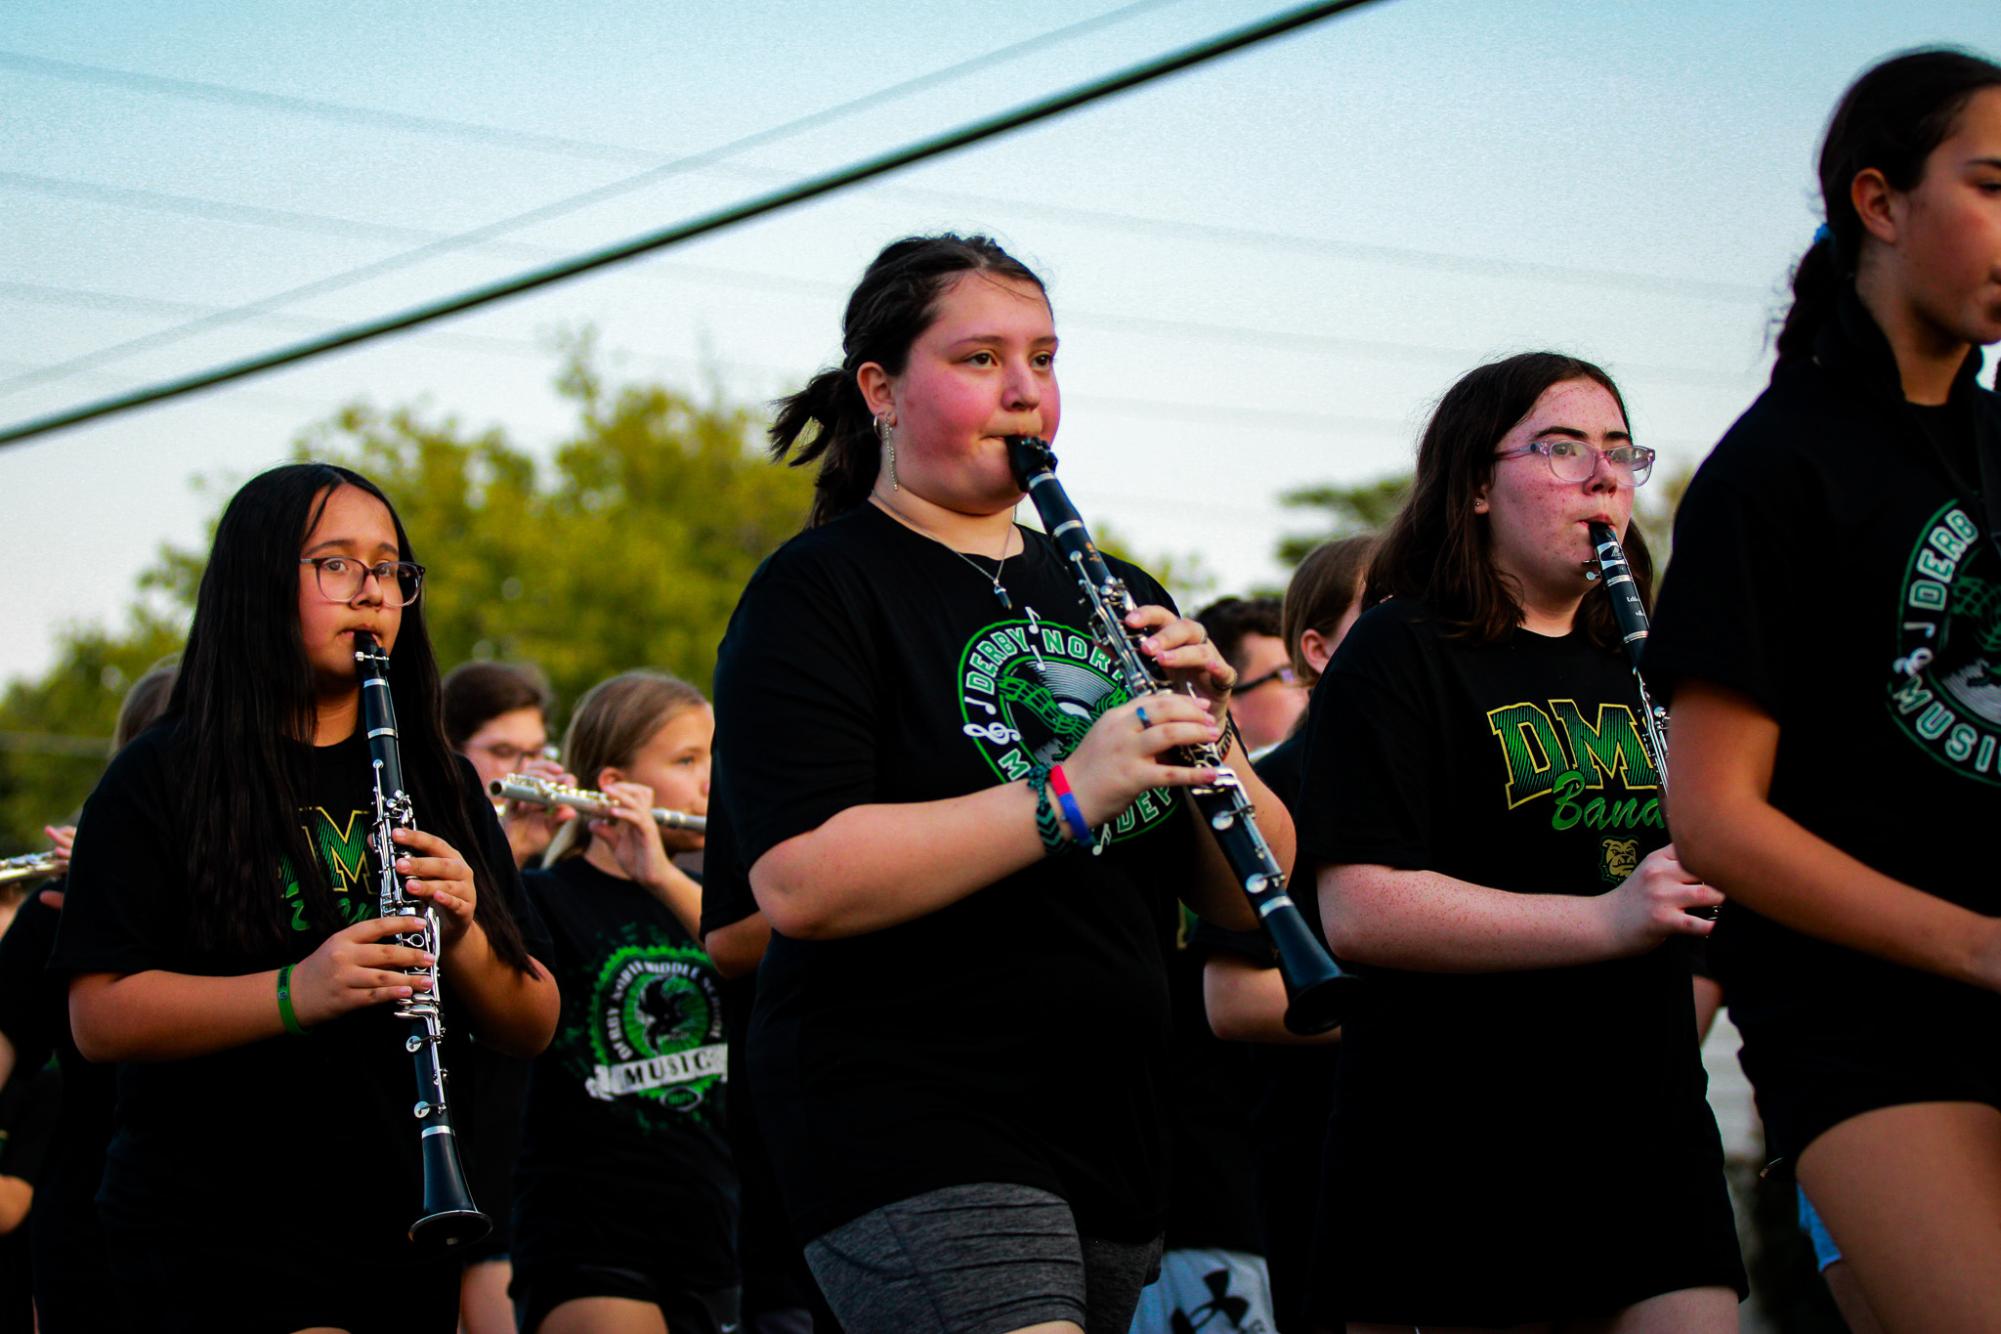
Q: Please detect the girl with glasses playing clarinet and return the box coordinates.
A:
[713,233,1280,1334]
[1301,355,1745,1332]
[1649,48,2001,1332]
[51,463,558,1334]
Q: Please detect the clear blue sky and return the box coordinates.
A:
[1,0,1994,684]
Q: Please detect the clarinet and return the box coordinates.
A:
[353,632,491,1249]
[1584,525,1708,919]
[1584,523,1668,790]
[1006,436,1357,1034]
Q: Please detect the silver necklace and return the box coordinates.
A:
[876,496,1019,609]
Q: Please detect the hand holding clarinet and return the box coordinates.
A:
[1587,522,1721,927]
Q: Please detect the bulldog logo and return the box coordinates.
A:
[1601,837,1641,885]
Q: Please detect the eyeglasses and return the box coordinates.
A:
[477,741,559,765]
[1494,439,1655,487]
[298,556,425,606]
[1235,664,1300,694]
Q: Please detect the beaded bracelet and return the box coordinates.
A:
[1026,765,1067,856]
[1046,765,1095,847]
[276,963,306,1038]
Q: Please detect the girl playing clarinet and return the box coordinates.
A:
[1302,354,1745,1331]
[53,463,558,1334]
[714,232,1277,1334]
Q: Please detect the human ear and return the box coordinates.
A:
[1300,629,1333,676]
[1851,167,1899,247]
[1473,485,1491,516]
[855,363,897,425]
[596,765,624,792]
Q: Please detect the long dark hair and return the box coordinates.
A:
[769,233,1048,528]
[1368,352,1654,650]
[1776,47,2001,362]
[170,463,534,970]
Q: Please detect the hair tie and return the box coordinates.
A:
[1812,223,1832,246]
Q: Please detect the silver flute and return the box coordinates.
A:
[0,852,61,887]
[489,774,706,834]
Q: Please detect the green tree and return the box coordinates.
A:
[0,610,186,850]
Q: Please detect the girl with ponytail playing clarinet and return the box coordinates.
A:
[1301,354,1745,1332]
[1648,48,2001,1331]
[52,463,558,1334]
[713,232,1278,1334]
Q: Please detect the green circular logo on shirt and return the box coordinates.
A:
[1889,501,2001,785]
[955,613,1175,844]
[584,943,725,1118]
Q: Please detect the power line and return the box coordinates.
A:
[0,0,1385,449]
[0,0,1183,164]
[1,250,1770,404]
[0,0,1185,401]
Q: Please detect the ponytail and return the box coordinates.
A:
[1774,233,1845,364]
[1776,47,2001,363]
[769,368,880,530]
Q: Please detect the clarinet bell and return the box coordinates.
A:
[409,1130,491,1249]
[1266,908,1359,1035]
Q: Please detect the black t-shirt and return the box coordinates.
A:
[1646,290,2001,1031]
[0,888,117,1309]
[0,1062,59,1334]
[513,856,737,1283]
[1193,729,1341,1326]
[714,503,1198,1244]
[49,721,548,1263]
[1296,598,1719,1237]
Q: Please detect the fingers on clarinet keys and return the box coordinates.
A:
[1607,844,1721,951]
[295,917,435,1025]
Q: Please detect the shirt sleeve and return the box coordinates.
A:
[1295,609,1445,871]
[458,754,553,965]
[50,733,183,978]
[1643,442,1802,720]
[0,897,60,1070]
[697,755,757,937]
[713,546,888,870]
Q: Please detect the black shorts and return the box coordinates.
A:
[1736,979,2001,1168]
[511,1260,739,1334]
[803,1182,1163,1334]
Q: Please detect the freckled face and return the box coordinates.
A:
[878,273,1058,513]
[1892,88,2001,349]
[297,484,403,695]
[600,704,712,853]
[1476,378,1635,602]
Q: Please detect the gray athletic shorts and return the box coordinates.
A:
[803,1183,1164,1334]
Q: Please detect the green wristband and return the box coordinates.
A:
[276,963,306,1038]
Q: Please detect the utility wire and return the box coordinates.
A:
[0,0,1384,449]
[0,0,1184,163]
[1,271,1772,392]
[0,0,1184,401]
